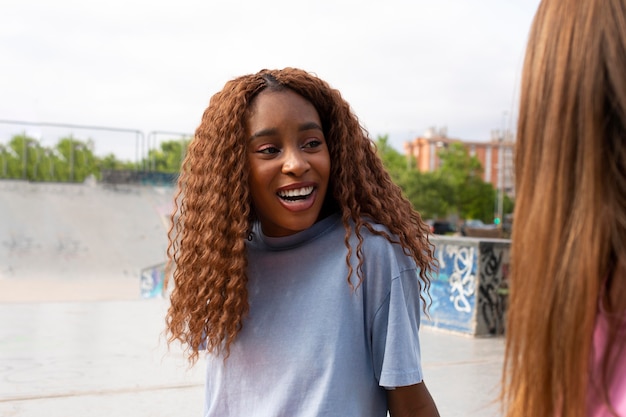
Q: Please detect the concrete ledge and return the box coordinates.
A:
[423,236,510,336]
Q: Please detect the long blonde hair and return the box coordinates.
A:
[165,68,434,364]
[502,0,626,415]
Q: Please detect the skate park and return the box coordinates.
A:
[0,180,507,417]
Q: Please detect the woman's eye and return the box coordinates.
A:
[258,146,280,154]
[303,139,322,149]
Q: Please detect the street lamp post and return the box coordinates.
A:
[0,144,6,178]
[69,136,74,182]
[69,140,90,182]
[22,132,27,179]
[20,136,40,180]
[44,149,55,179]
[33,146,40,180]
[497,111,508,227]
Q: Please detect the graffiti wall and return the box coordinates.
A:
[139,263,166,299]
[422,236,510,336]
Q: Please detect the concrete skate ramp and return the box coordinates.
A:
[0,180,174,300]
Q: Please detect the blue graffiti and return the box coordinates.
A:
[422,243,478,333]
[140,264,166,298]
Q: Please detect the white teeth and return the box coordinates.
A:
[278,186,314,198]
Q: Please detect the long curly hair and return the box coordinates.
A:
[502,0,626,415]
[165,68,434,364]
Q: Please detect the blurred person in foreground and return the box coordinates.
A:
[501,0,626,416]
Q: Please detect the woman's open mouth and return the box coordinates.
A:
[277,186,314,202]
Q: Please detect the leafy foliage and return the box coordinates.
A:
[0,134,190,182]
[1,131,513,223]
[375,135,512,223]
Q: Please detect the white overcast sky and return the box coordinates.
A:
[1,0,541,161]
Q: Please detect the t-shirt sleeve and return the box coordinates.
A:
[371,268,424,389]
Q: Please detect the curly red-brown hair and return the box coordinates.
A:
[166,68,434,364]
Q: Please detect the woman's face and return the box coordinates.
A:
[246,89,331,237]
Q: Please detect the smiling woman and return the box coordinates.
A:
[165,68,440,417]
[247,89,331,237]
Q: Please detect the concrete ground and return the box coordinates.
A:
[0,284,505,417]
[0,181,505,416]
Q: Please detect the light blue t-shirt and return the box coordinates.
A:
[202,213,425,417]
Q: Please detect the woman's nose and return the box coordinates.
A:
[281,148,310,176]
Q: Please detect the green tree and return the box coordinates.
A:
[38,148,61,181]
[375,135,449,219]
[54,136,99,182]
[0,144,10,178]
[461,178,497,221]
[7,134,41,180]
[375,135,409,184]
[436,142,497,222]
[99,153,135,171]
[144,138,190,172]
[400,169,451,220]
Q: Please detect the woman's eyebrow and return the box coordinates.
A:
[249,122,323,141]
[299,122,323,132]
[249,128,278,141]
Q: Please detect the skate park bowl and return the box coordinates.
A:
[0,180,174,302]
[0,179,510,336]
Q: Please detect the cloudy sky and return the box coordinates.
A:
[1,0,541,161]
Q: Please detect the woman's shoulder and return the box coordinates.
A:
[354,218,402,248]
[353,219,417,272]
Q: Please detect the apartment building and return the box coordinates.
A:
[403,127,515,197]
